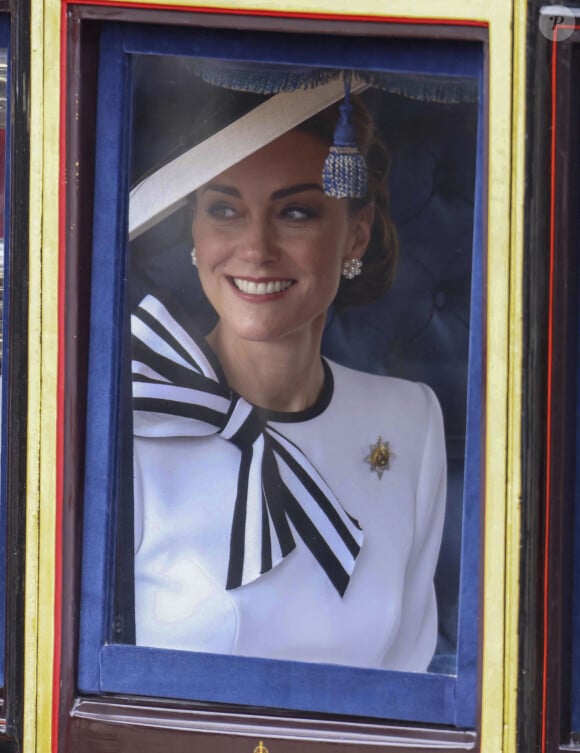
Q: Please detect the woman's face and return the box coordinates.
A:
[191,129,372,347]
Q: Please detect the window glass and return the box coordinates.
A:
[79,21,484,727]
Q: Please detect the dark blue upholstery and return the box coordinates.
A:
[324,93,477,670]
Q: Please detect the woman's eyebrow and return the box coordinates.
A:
[271,183,323,200]
[201,182,323,200]
[202,183,240,197]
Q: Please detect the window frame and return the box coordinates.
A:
[59,5,495,752]
[83,13,484,720]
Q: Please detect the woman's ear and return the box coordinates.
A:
[350,202,374,259]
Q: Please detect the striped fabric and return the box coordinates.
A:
[131,295,363,596]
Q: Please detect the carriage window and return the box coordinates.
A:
[78,20,485,730]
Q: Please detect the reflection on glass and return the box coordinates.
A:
[123,55,478,676]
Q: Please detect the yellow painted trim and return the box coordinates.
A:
[503,1,527,751]
[79,0,493,22]
[478,2,520,752]
[26,0,63,751]
[23,1,46,750]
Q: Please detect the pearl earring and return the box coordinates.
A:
[191,247,197,267]
[342,258,362,279]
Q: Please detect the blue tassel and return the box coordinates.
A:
[322,147,367,199]
[322,73,368,199]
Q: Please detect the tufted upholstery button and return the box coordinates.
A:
[434,290,447,309]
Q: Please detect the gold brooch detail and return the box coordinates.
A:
[365,436,393,479]
[253,742,269,753]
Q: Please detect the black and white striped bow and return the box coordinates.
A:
[131,295,363,596]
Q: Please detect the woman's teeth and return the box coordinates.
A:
[233,278,293,295]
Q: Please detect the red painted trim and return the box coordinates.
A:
[52,4,69,751]
[64,0,489,27]
[541,33,559,753]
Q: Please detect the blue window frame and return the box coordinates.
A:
[78,20,485,728]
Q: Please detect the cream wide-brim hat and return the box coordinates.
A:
[128,61,478,242]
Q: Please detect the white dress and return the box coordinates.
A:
[133,351,446,673]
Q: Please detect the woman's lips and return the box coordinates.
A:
[231,277,295,296]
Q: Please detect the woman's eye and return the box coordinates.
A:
[207,203,238,219]
[282,205,318,221]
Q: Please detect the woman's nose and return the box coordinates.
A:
[238,216,278,263]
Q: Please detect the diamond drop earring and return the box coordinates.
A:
[342,258,362,280]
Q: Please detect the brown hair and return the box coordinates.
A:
[297,96,398,308]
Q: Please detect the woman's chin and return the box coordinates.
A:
[216,315,315,347]
[212,304,327,349]
[223,324,291,344]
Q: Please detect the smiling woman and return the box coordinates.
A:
[128,60,447,673]
[193,130,373,411]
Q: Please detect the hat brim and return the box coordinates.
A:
[128,76,368,241]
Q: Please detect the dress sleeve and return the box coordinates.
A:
[379,383,447,672]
